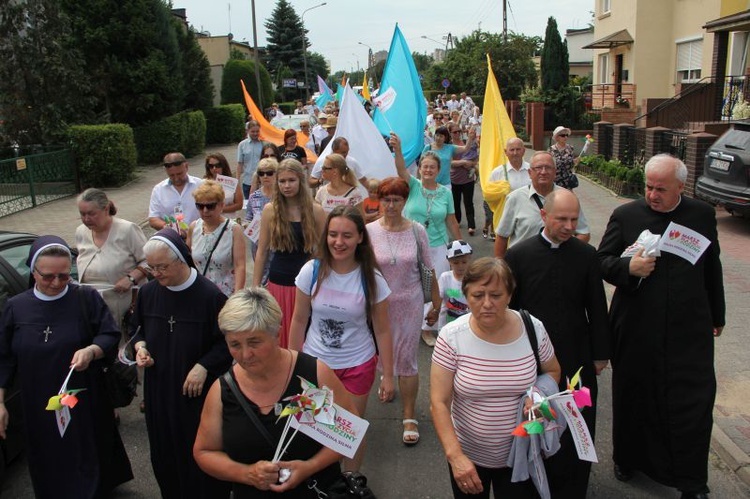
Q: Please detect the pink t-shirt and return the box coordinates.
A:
[432,311,554,468]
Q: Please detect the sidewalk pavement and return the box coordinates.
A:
[2,144,750,490]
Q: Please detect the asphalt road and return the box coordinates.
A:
[2,174,750,498]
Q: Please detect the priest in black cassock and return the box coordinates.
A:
[597,154,725,499]
[505,189,610,498]
[0,235,133,498]
[132,229,232,498]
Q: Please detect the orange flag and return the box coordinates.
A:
[240,80,317,162]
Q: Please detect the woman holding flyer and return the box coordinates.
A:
[193,287,354,498]
[204,153,243,215]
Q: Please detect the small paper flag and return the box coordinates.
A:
[568,367,583,391]
[524,420,544,435]
[539,400,557,421]
[573,386,592,408]
[46,395,64,411]
[60,394,79,409]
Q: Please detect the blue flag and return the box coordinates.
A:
[373,25,427,166]
[315,75,334,108]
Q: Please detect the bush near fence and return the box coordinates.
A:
[578,154,644,197]
[133,110,206,164]
[205,104,246,145]
[67,124,137,188]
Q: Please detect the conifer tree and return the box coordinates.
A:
[540,17,570,93]
[264,0,308,84]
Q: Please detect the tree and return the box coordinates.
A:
[424,31,539,100]
[540,17,569,93]
[264,0,307,87]
[0,0,94,144]
[412,52,434,74]
[174,23,214,111]
[307,52,329,82]
[60,0,185,125]
[221,59,273,110]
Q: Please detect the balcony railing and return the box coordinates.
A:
[585,83,637,110]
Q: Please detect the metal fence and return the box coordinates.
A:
[600,124,614,160]
[623,127,647,165]
[662,130,688,161]
[0,147,77,219]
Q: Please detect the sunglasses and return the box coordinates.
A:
[163,161,185,168]
[262,153,276,158]
[434,116,443,119]
[558,134,569,137]
[207,162,222,169]
[34,268,71,282]
[195,202,218,210]
[257,170,275,177]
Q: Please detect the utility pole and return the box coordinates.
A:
[503,0,508,42]
[251,0,262,106]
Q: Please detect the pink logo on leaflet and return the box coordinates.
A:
[669,230,681,240]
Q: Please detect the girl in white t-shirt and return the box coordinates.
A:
[289,205,395,472]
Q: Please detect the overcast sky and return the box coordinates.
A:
[175,0,594,72]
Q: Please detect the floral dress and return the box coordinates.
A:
[549,143,577,189]
[191,218,236,296]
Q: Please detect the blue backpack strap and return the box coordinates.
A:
[309,259,320,294]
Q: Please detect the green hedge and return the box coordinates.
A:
[133,110,206,164]
[67,124,137,188]
[205,104,245,144]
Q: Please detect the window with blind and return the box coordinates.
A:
[599,54,610,84]
[676,39,703,82]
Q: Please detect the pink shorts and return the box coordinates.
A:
[333,355,378,396]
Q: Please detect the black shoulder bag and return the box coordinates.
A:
[520,309,542,375]
[77,287,138,408]
[201,219,230,276]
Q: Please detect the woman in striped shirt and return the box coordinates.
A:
[430,257,561,498]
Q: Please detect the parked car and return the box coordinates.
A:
[0,231,79,483]
[695,122,750,217]
[270,114,318,131]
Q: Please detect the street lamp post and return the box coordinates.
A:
[352,54,360,73]
[301,2,327,101]
[251,0,262,106]
[358,41,375,89]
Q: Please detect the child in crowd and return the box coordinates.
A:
[362,178,382,223]
[436,240,473,330]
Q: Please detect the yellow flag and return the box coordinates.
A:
[362,73,371,101]
[478,54,518,230]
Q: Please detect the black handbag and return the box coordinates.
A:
[77,287,138,408]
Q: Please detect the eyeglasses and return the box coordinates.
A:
[34,268,70,282]
[163,161,185,168]
[195,202,218,210]
[207,162,222,169]
[257,170,275,177]
[531,166,555,172]
[144,261,176,274]
[262,153,276,158]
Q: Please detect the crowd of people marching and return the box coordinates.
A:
[0,87,725,499]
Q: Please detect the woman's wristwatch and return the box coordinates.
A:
[127,275,137,286]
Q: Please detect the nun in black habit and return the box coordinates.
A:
[0,235,132,498]
[132,229,232,498]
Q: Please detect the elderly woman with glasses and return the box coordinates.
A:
[187,180,246,296]
[548,125,579,189]
[204,153,243,215]
[0,236,133,498]
[194,287,355,498]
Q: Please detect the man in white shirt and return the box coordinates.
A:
[311,114,329,154]
[489,137,531,190]
[495,151,590,258]
[309,137,367,187]
[148,152,202,237]
[236,121,263,198]
[446,94,460,111]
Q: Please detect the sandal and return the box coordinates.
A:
[482,228,488,239]
[402,419,420,446]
